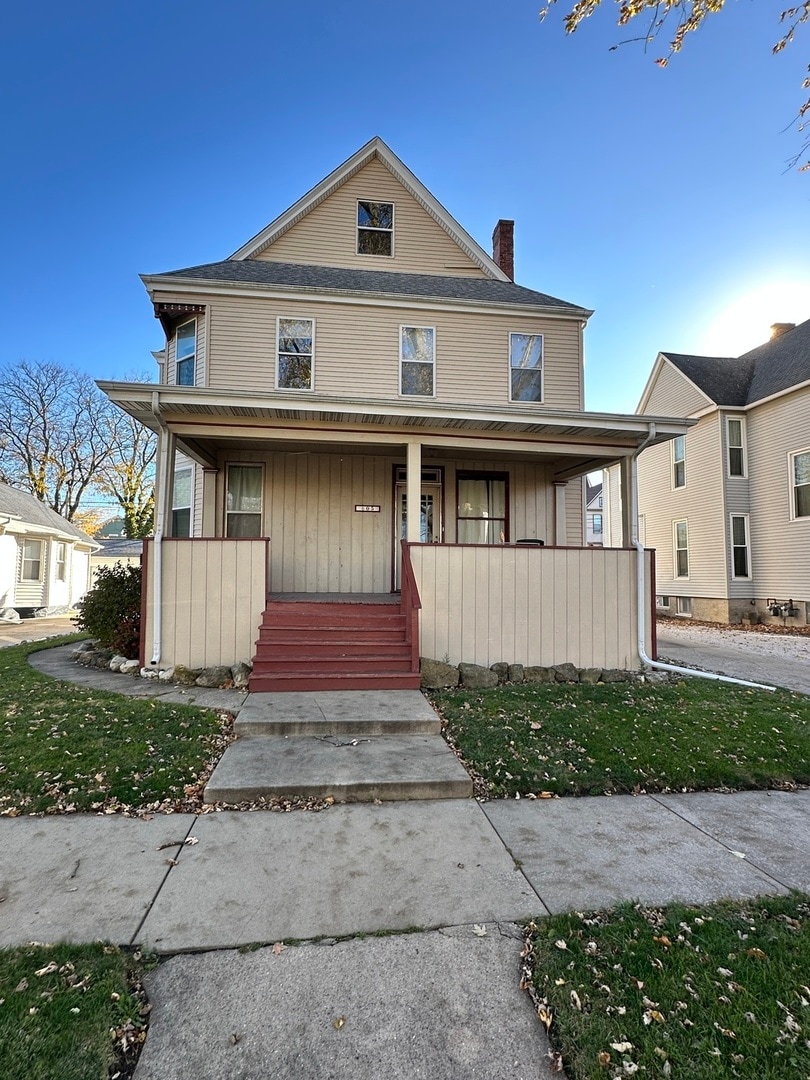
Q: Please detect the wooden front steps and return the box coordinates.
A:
[249,598,421,693]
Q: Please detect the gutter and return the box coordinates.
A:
[629,423,775,692]
[149,391,172,668]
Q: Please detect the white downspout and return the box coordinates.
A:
[150,392,171,667]
[629,424,775,692]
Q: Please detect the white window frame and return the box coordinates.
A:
[225,463,264,538]
[175,318,197,387]
[726,416,747,478]
[21,538,43,582]
[675,596,692,616]
[592,513,603,534]
[356,200,394,257]
[55,542,67,582]
[276,316,315,392]
[672,435,686,489]
[508,332,544,403]
[729,513,751,580]
[172,466,194,538]
[673,519,689,578]
[789,447,810,521]
[399,325,436,398]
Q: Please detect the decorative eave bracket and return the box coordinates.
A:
[154,302,206,337]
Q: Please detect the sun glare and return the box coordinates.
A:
[698,281,810,357]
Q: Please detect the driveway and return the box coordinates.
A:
[0,614,78,648]
[656,620,810,695]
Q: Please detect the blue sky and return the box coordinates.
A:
[1,0,808,413]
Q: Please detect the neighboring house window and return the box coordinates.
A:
[509,333,543,402]
[277,318,314,390]
[357,201,393,256]
[55,542,67,582]
[21,539,43,582]
[226,464,263,537]
[592,513,603,534]
[672,436,686,488]
[657,595,671,608]
[730,514,751,579]
[176,319,196,386]
[791,449,810,518]
[457,472,508,544]
[400,326,435,396]
[727,417,746,477]
[172,467,192,537]
[676,596,692,616]
[674,520,689,577]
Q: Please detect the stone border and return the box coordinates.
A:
[420,656,674,690]
[72,641,251,691]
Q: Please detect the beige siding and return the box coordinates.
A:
[143,538,268,669]
[719,412,752,599]
[747,389,810,601]
[254,158,486,277]
[604,464,623,547]
[412,545,651,668]
[165,311,207,387]
[642,360,711,417]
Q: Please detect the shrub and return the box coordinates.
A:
[76,564,142,657]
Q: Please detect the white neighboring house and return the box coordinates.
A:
[585,479,604,546]
[0,482,99,618]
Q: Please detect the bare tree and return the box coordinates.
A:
[93,413,156,538]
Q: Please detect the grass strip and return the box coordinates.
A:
[530,893,810,1079]
[429,680,810,796]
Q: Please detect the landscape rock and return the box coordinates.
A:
[507,663,525,684]
[140,667,159,680]
[158,666,176,683]
[119,659,140,675]
[230,662,252,690]
[552,663,580,683]
[109,655,128,673]
[420,657,459,689]
[458,663,498,689]
[0,608,21,623]
[489,662,509,683]
[195,665,233,688]
[578,668,602,684]
[601,668,629,683]
[173,665,203,686]
[523,666,554,683]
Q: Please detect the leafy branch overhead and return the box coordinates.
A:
[540,0,810,169]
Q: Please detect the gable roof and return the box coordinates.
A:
[0,482,98,545]
[657,318,810,409]
[229,137,510,280]
[146,259,590,315]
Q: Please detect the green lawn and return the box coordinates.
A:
[429,680,810,797]
[530,894,810,1079]
[0,637,232,815]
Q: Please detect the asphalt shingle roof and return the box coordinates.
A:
[152,259,588,313]
[0,482,97,545]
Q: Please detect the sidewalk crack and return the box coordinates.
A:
[128,814,199,947]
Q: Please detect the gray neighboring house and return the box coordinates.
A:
[633,319,810,624]
[0,482,99,618]
[91,538,143,583]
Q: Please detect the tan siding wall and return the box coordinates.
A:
[143,539,268,669]
[412,545,651,668]
[719,412,752,599]
[747,389,810,601]
[604,463,623,547]
[255,158,486,277]
[642,361,711,417]
[566,480,584,546]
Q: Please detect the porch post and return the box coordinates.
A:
[620,456,633,547]
[155,430,177,536]
[201,468,217,536]
[405,439,422,543]
[553,481,567,546]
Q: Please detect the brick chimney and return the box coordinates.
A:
[492,219,514,281]
[770,322,796,339]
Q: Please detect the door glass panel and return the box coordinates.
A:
[400,494,435,543]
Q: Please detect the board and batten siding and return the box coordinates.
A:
[411,544,651,669]
[178,291,584,411]
[746,389,810,600]
[253,158,486,277]
[642,360,711,418]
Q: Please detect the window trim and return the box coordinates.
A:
[592,513,603,534]
[21,538,43,583]
[789,447,810,521]
[726,415,747,478]
[276,316,315,393]
[399,325,436,398]
[673,519,689,579]
[729,513,751,580]
[172,465,194,538]
[175,317,197,387]
[225,462,265,538]
[508,332,544,404]
[55,541,67,582]
[456,470,510,544]
[356,199,395,258]
[672,435,686,489]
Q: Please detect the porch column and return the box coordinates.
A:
[155,429,177,537]
[405,439,422,543]
[553,481,567,546]
[201,469,217,536]
[620,456,633,547]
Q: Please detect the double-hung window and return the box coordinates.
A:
[592,513,603,535]
[457,472,508,544]
[509,333,543,402]
[400,326,435,396]
[730,515,750,578]
[672,436,686,488]
[175,319,196,386]
[277,318,314,391]
[674,520,689,578]
[55,542,67,582]
[727,417,746,477]
[357,201,393,256]
[21,539,43,582]
[226,464,263,537]
[792,449,810,519]
[172,467,193,537]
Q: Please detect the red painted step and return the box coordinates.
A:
[248,671,422,693]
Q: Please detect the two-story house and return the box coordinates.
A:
[634,319,810,624]
[99,138,689,688]
[585,479,604,546]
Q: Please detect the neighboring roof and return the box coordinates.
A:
[146,259,589,316]
[95,538,143,558]
[658,318,810,408]
[585,479,602,507]
[0,482,98,545]
[228,136,509,279]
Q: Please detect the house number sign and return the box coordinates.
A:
[355,504,380,512]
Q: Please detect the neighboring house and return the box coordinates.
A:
[91,538,143,583]
[585,479,604,546]
[98,137,688,688]
[634,319,810,625]
[0,482,98,617]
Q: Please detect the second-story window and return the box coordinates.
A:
[727,417,746,477]
[277,318,314,391]
[672,435,686,488]
[176,319,196,386]
[509,333,543,402]
[357,201,393,256]
[400,326,435,396]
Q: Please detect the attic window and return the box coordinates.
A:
[357,201,393,256]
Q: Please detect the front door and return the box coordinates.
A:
[394,475,442,589]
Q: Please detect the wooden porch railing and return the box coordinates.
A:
[399,540,422,673]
